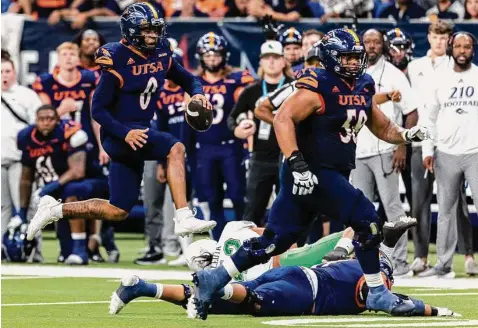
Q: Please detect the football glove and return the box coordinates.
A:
[287,150,318,195]
[402,126,431,143]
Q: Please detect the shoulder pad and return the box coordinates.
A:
[69,129,88,148]
[95,43,116,69]
[295,68,320,91]
[240,70,255,84]
[17,126,34,150]
[362,73,376,94]
[31,73,52,92]
[80,69,97,84]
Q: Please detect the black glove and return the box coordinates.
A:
[322,247,349,262]
[259,15,284,40]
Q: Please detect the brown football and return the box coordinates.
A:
[185,99,213,132]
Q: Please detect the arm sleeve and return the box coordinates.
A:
[227,86,253,131]
[91,70,131,140]
[166,58,203,97]
[269,82,296,110]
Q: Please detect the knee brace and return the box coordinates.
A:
[239,285,264,314]
[352,220,383,250]
[242,229,277,265]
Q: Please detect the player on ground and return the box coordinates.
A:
[18,105,109,264]
[194,32,255,240]
[26,3,216,241]
[192,28,431,319]
[107,217,456,319]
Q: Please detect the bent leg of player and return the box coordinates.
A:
[315,168,415,316]
[109,275,192,315]
[216,267,315,317]
[279,231,345,267]
[192,163,317,320]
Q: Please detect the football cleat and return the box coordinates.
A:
[366,285,415,316]
[65,253,88,265]
[107,250,120,263]
[419,265,455,278]
[26,195,62,241]
[109,275,143,315]
[465,258,478,276]
[382,216,417,248]
[168,255,188,267]
[174,209,216,237]
[410,257,429,275]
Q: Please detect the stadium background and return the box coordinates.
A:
[4,16,476,247]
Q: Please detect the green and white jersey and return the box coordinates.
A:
[210,221,273,282]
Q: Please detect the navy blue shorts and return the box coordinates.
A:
[102,129,179,212]
[239,266,314,316]
[55,178,109,200]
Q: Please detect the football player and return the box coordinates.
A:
[26,3,216,241]
[18,105,109,264]
[193,32,254,240]
[278,27,303,71]
[192,28,431,319]
[385,28,414,73]
[107,217,459,319]
[72,29,106,78]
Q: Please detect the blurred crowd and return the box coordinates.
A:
[1,0,478,30]
[1,5,477,279]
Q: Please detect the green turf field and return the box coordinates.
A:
[2,233,478,328]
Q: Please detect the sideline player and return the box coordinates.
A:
[194,32,254,240]
[18,105,109,264]
[26,3,216,241]
[192,29,430,319]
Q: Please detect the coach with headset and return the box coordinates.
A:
[352,29,418,276]
[420,31,478,277]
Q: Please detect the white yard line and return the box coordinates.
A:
[262,318,478,327]
[2,300,162,307]
[1,265,192,280]
[410,292,478,296]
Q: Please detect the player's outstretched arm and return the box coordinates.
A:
[273,88,321,158]
[366,98,429,145]
[254,98,275,124]
[166,59,204,100]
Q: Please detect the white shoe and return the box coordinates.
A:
[64,254,88,265]
[173,209,216,236]
[168,255,188,267]
[465,258,478,276]
[26,196,62,241]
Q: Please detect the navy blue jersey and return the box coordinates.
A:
[92,39,203,141]
[32,69,97,147]
[294,68,375,170]
[312,259,392,315]
[156,83,187,140]
[197,70,254,145]
[17,121,93,187]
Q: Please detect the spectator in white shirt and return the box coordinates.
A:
[408,20,473,276]
[419,32,478,277]
[353,29,418,276]
[1,55,42,236]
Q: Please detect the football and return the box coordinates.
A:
[185,99,213,132]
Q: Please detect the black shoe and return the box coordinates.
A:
[382,216,417,248]
[323,247,349,262]
[134,247,166,265]
[89,249,105,263]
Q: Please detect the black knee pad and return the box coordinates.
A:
[170,284,192,309]
[239,286,264,314]
[243,229,276,265]
[353,220,383,250]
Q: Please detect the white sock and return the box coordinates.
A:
[380,243,394,260]
[221,284,234,300]
[223,257,239,278]
[51,204,63,218]
[71,232,86,240]
[175,207,191,221]
[155,283,164,299]
[198,202,210,221]
[364,273,384,289]
[335,237,354,254]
